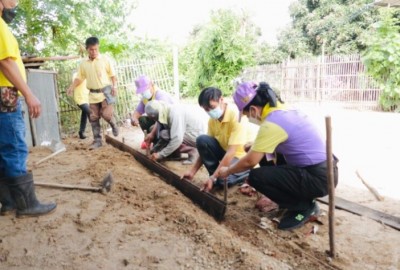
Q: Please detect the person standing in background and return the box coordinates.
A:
[67,72,90,139]
[67,36,118,149]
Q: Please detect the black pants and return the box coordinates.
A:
[248,157,338,211]
[78,103,91,133]
[138,115,156,134]
[196,135,248,187]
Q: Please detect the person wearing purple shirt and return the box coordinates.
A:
[130,75,175,134]
[219,82,339,231]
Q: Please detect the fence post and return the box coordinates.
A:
[173,46,180,100]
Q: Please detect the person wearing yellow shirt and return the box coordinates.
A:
[67,37,118,149]
[67,73,90,139]
[182,87,254,191]
[0,0,56,217]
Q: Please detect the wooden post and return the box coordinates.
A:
[173,46,180,100]
[325,116,336,258]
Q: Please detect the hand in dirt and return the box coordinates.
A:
[181,171,195,181]
[150,152,160,161]
[201,178,214,192]
[244,142,253,153]
[131,118,139,126]
[218,166,230,179]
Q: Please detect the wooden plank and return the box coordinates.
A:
[317,196,400,231]
[105,135,227,221]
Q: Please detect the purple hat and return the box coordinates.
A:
[233,82,258,111]
[135,75,151,94]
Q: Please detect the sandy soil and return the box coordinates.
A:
[0,112,399,269]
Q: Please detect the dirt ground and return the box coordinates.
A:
[0,109,400,270]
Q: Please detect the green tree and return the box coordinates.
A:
[362,9,400,111]
[276,0,380,58]
[12,0,136,57]
[180,9,258,96]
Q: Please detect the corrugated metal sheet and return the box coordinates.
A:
[19,97,33,148]
[26,69,61,146]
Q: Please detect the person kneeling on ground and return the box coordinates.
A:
[218,82,339,231]
[182,87,256,191]
[130,75,175,148]
[144,100,206,164]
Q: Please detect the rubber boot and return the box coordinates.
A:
[0,182,16,215]
[79,111,87,139]
[6,173,57,218]
[109,120,119,137]
[89,121,102,149]
[78,131,87,139]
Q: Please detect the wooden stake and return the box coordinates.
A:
[325,116,336,258]
[355,170,384,201]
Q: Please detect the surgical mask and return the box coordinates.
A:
[207,107,223,119]
[1,7,17,24]
[248,117,261,125]
[141,89,152,100]
[248,107,261,125]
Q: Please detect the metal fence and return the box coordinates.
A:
[56,57,174,134]
[241,54,382,110]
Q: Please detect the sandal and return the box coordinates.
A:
[239,183,257,197]
[255,195,278,213]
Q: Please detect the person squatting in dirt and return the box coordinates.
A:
[182,86,256,191]
[218,81,339,230]
[144,100,206,165]
[0,0,57,217]
[67,36,119,149]
[130,75,175,148]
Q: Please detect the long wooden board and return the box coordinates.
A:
[106,135,227,221]
[317,196,400,231]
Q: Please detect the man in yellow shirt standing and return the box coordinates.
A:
[67,37,118,149]
[182,87,253,191]
[0,0,56,217]
[67,73,90,139]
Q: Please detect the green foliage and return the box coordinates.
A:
[11,0,136,57]
[276,0,380,58]
[179,9,258,97]
[362,9,400,112]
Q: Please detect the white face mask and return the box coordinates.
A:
[207,106,223,119]
[142,89,152,100]
[248,117,261,125]
[248,107,261,125]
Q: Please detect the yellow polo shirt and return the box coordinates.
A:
[76,55,115,104]
[0,18,26,86]
[207,103,249,158]
[72,73,89,105]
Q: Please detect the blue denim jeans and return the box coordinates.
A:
[196,134,248,187]
[0,100,28,178]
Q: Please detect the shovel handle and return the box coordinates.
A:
[34,181,100,192]
[35,147,66,166]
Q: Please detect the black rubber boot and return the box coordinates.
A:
[0,182,16,215]
[109,120,119,137]
[6,173,56,218]
[89,121,103,149]
[78,131,87,139]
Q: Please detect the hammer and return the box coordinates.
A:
[35,171,113,194]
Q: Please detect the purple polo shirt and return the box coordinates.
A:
[267,110,326,167]
[135,90,175,114]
